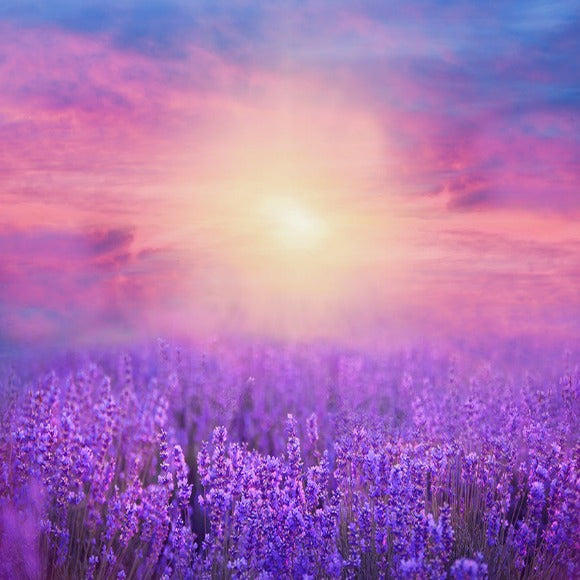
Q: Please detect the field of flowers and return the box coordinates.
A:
[0,339,578,579]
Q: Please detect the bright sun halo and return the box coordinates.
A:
[262,197,328,250]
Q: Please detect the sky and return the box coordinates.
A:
[0,0,579,351]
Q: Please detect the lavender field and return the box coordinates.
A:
[2,0,579,577]
[1,340,578,579]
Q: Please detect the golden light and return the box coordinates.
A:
[166,75,410,341]
[260,196,329,251]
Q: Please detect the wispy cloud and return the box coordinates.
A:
[0,227,137,343]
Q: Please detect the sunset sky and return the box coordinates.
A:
[1,1,579,350]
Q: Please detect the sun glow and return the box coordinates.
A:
[166,76,410,339]
[261,197,328,251]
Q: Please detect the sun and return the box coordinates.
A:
[261,197,328,251]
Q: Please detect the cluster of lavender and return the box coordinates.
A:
[0,355,195,579]
[0,341,578,578]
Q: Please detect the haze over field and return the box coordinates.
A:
[0,1,578,350]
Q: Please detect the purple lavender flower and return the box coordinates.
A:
[450,553,488,579]
[173,444,192,512]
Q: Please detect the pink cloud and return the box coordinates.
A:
[0,23,249,219]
